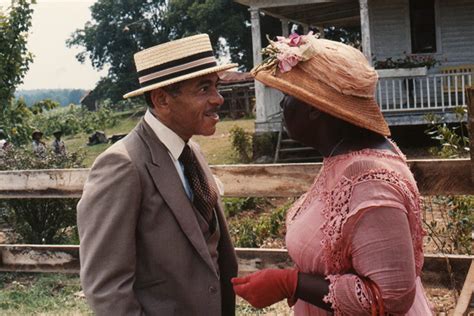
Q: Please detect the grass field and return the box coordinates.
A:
[0,273,291,315]
[64,113,254,167]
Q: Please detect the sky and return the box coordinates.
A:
[0,0,107,90]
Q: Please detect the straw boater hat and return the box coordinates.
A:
[252,35,390,136]
[123,34,237,98]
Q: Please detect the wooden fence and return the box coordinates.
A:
[0,87,473,314]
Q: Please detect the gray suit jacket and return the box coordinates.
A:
[77,120,237,316]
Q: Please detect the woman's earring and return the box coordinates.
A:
[309,110,321,121]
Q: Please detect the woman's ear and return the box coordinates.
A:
[309,108,322,121]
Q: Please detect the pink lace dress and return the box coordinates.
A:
[285,146,433,315]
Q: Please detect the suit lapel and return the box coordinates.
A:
[136,121,217,276]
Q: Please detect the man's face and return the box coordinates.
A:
[156,73,224,141]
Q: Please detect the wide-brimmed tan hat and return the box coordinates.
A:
[123,34,238,98]
[252,35,390,136]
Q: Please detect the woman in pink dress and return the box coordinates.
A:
[232,34,433,315]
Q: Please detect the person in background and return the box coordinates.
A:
[32,130,46,158]
[232,34,433,315]
[0,129,11,157]
[51,130,66,155]
[77,34,238,316]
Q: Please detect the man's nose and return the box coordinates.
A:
[210,89,224,106]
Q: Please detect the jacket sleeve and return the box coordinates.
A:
[77,148,144,316]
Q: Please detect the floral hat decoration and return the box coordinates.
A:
[251,32,390,136]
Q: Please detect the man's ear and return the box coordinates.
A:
[150,89,169,112]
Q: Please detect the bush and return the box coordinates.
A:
[229,125,253,163]
[0,146,85,244]
[373,53,440,70]
[227,199,292,248]
[423,195,473,255]
[423,109,472,254]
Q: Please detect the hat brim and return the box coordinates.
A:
[123,63,238,99]
[253,67,391,137]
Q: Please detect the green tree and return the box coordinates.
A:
[67,0,252,102]
[0,0,35,106]
[0,0,36,145]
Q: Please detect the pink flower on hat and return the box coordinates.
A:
[277,52,300,73]
[255,31,317,74]
[277,32,303,47]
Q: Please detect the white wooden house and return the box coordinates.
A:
[234,0,474,133]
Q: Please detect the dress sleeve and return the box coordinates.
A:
[323,180,417,315]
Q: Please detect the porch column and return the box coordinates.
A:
[250,8,262,65]
[250,7,266,128]
[281,18,289,37]
[359,0,372,65]
[250,7,284,133]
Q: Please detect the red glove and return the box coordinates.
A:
[231,268,298,308]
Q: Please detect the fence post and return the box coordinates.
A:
[467,87,474,184]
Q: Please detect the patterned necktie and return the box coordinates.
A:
[179,144,217,226]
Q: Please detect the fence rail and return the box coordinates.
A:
[0,159,472,199]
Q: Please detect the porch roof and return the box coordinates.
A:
[234,0,360,27]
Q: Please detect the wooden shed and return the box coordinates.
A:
[218,71,255,118]
[234,0,474,132]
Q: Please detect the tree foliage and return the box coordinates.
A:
[0,0,35,107]
[0,0,35,145]
[67,0,252,102]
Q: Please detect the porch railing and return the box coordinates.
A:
[376,72,473,113]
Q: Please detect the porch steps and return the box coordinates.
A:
[274,127,322,163]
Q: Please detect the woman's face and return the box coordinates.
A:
[280,95,323,146]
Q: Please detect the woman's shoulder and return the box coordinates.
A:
[325,147,406,178]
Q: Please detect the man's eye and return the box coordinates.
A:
[199,86,210,92]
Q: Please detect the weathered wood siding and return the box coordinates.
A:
[370,0,410,60]
[370,0,474,68]
[438,0,474,66]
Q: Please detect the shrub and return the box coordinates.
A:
[228,199,292,248]
[229,125,253,163]
[0,146,85,244]
[373,53,440,70]
[423,108,472,255]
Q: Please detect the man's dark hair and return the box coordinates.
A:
[144,83,182,108]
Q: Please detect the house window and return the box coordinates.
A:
[410,0,437,53]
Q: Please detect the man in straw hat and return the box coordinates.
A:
[31,130,46,158]
[78,34,238,315]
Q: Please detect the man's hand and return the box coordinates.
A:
[231,268,298,308]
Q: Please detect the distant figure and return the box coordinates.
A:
[87,131,108,146]
[32,130,46,158]
[51,130,66,155]
[0,129,11,157]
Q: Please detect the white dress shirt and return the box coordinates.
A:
[144,110,194,199]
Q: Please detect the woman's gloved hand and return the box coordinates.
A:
[231,268,298,308]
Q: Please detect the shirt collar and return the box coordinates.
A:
[144,109,185,160]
